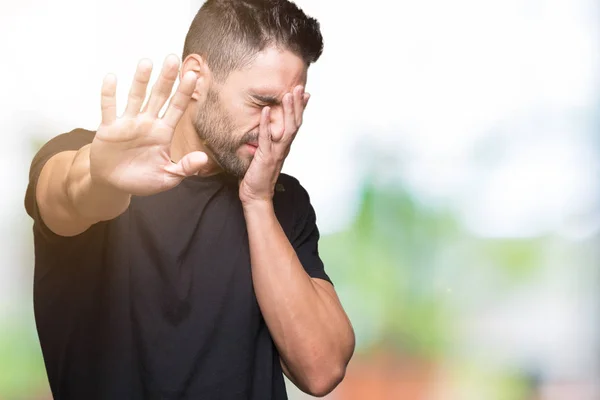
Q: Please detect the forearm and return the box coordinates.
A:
[65,144,131,222]
[243,200,354,395]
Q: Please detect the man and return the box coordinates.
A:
[23,0,355,399]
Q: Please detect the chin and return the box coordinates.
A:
[223,160,251,180]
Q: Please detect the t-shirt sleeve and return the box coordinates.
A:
[290,180,332,285]
[24,128,96,240]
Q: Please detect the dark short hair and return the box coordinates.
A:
[182,0,324,81]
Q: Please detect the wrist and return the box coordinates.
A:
[85,146,131,199]
[88,172,130,198]
[242,198,275,216]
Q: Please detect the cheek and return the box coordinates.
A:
[225,101,252,127]
[237,107,262,133]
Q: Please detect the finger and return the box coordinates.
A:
[124,59,153,117]
[144,54,180,117]
[293,86,304,126]
[100,74,117,125]
[164,151,208,177]
[303,92,310,108]
[258,106,272,150]
[281,92,296,142]
[161,71,197,130]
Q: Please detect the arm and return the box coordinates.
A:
[243,200,354,397]
[36,145,131,237]
[239,86,354,396]
[32,55,208,237]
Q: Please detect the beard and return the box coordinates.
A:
[193,86,257,179]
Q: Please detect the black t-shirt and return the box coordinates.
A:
[24,128,331,400]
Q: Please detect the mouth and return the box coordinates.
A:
[243,142,258,155]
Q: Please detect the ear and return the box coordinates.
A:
[181,54,211,101]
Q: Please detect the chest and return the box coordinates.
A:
[95,185,277,393]
[121,184,256,323]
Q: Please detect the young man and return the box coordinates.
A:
[24,0,354,398]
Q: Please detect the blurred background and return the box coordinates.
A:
[1,0,599,398]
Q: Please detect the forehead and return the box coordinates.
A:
[224,46,308,96]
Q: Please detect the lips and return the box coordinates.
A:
[244,143,258,155]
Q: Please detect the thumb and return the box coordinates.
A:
[164,151,208,177]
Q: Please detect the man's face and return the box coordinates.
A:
[193,46,308,178]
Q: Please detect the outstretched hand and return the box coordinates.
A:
[90,55,208,196]
[239,85,310,205]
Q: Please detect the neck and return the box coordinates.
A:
[171,108,223,176]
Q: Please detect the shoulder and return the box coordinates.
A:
[25,128,96,220]
[30,128,96,172]
[37,128,96,153]
[273,173,318,228]
[274,173,312,205]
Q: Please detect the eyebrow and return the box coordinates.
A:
[249,93,281,106]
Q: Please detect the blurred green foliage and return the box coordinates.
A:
[320,177,546,362]
[0,320,48,399]
[320,179,456,358]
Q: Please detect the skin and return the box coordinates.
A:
[169,47,309,184]
[35,47,355,396]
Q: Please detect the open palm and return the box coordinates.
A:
[90,55,208,196]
